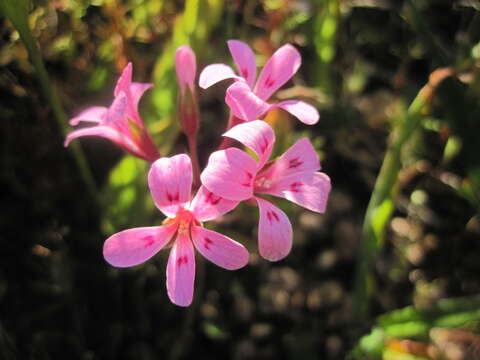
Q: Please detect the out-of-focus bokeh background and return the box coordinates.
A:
[1,0,480,359]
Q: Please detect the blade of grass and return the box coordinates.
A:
[0,0,99,205]
[352,68,455,321]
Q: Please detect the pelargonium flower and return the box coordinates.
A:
[103,154,249,306]
[199,40,319,125]
[201,120,331,261]
[65,63,160,162]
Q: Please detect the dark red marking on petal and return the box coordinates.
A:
[204,237,213,250]
[173,192,179,202]
[241,68,249,79]
[290,182,303,193]
[259,135,269,154]
[288,158,303,169]
[266,210,280,223]
[264,75,275,88]
[242,172,254,187]
[141,235,155,248]
[166,192,173,202]
[205,191,222,205]
[177,255,188,267]
[267,211,272,222]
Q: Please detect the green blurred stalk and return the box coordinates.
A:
[352,69,454,321]
[0,0,99,204]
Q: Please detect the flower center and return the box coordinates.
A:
[173,209,199,236]
[255,176,272,190]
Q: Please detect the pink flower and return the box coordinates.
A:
[201,121,331,261]
[175,45,199,137]
[103,154,249,307]
[65,63,160,162]
[199,40,319,125]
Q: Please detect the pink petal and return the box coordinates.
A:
[223,120,275,169]
[257,138,320,182]
[191,226,249,270]
[103,225,177,267]
[198,64,240,89]
[175,45,197,93]
[104,91,128,127]
[189,186,239,222]
[227,40,257,88]
[148,154,193,217]
[201,148,257,201]
[225,81,270,121]
[259,172,331,213]
[254,44,301,101]
[69,106,108,126]
[255,197,293,261]
[271,100,319,125]
[63,125,147,159]
[166,234,195,307]
[114,62,132,97]
[130,82,153,110]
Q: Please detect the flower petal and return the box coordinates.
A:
[199,64,240,89]
[114,62,132,97]
[227,40,257,88]
[166,234,195,307]
[257,138,321,181]
[255,197,293,261]
[175,45,197,93]
[189,186,239,222]
[259,172,331,213]
[271,100,319,125]
[201,148,257,201]
[225,81,270,121]
[69,106,108,126]
[148,154,193,217]
[103,225,177,267]
[63,125,147,160]
[191,226,249,270]
[254,44,301,101]
[223,120,275,169]
[104,91,128,126]
[130,82,153,110]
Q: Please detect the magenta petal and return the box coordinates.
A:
[260,172,331,213]
[175,45,197,93]
[191,226,249,270]
[103,225,177,267]
[255,197,293,261]
[166,234,195,307]
[227,40,257,88]
[199,64,240,89]
[254,44,301,101]
[63,125,146,158]
[69,106,108,126]
[257,138,321,182]
[114,62,132,97]
[148,154,193,217]
[104,91,128,126]
[225,81,270,121]
[130,82,153,110]
[271,100,319,125]
[189,186,239,222]
[201,148,257,201]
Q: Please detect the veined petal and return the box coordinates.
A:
[201,148,257,201]
[254,44,301,101]
[175,45,197,93]
[130,82,153,110]
[103,224,177,267]
[148,154,193,217]
[189,186,239,222]
[63,125,147,159]
[255,197,293,261]
[69,106,108,126]
[227,40,257,88]
[105,91,128,126]
[258,172,331,213]
[225,81,270,121]
[166,234,195,307]
[199,64,240,89]
[191,226,249,270]
[114,62,132,97]
[271,100,319,125]
[223,120,274,169]
[257,138,321,182]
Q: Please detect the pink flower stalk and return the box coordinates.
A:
[175,45,200,137]
[199,40,319,125]
[201,121,331,261]
[65,63,160,162]
[103,154,249,307]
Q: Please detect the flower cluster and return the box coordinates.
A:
[66,41,331,306]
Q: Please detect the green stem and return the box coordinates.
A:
[1,0,100,205]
